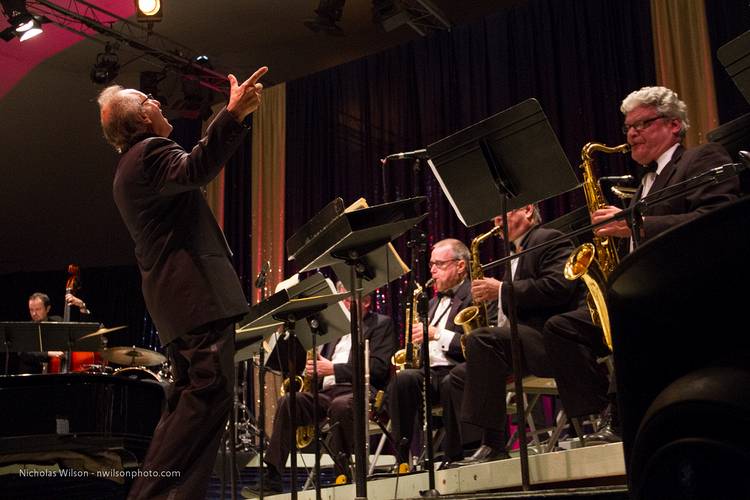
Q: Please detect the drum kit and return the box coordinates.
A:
[78,325,173,385]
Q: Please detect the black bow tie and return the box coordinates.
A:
[437,289,454,299]
[636,162,658,182]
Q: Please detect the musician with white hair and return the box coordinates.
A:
[544,85,740,444]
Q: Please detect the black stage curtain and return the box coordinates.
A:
[223,133,254,300]
[705,0,750,124]
[285,0,655,319]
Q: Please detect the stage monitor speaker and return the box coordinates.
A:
[608,196,750,500]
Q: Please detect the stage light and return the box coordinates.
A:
[303,0,345,36]
[17,16,42,41]
[1,0,44,42]
[136,0,162,22]
[90,44,120,84]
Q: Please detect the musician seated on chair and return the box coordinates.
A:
[441,205,584,467]
[385,238,492,468]
[244,283,395,495]
[3,292,91,375]
[543,86,741,445]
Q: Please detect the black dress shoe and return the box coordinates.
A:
[583,422,621,445]
[583,406,622,445]
[437,459,461,470]
[241,473,283,498]
[456,445,510,465]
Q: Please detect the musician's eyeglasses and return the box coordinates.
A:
[140,93,154,106]
[429,259,458,270]
[622,115,664,135]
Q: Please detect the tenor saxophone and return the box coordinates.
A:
[454,225,503,356]
[564,142,630,350]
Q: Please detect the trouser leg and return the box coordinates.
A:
[127,318,235,500]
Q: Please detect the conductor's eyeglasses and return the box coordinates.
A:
[140,93,154,106]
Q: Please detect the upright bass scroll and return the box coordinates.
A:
[63,264,80,322]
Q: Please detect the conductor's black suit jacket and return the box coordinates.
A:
[113,109,250,346]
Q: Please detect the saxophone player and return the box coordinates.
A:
[245,283,395,495]
[385,238,480,467]
[440,205,584,467]
[543,86,740,445]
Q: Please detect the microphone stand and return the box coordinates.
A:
[500,201,530,490]
[256,264,269,499]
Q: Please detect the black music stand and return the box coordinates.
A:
[242,279,350,500]
[426,98,576,489]
[717,29,750,105]
[287,197,426,499]
[427,98,579,227]
[0,321,102,373]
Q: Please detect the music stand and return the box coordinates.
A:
[330,198,410,297]
[708,112,750,194]
[242,275,350,500]
[426,98,577,489]
[0,321,102,373]
[427,98,578,227]
[717,30,750,105]
[286,197,425,499]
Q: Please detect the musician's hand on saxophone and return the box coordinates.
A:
[411,322,439,344]
[305,352,334,377]
[471,277,501,303]
[591,205,632,238]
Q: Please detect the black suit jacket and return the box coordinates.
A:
[324,311,396,390]
[633,143,739,241]
[500,225,585,331]
[112,109,250,345]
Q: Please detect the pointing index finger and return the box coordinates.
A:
[243,66,268,87]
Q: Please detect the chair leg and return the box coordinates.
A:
[545,409,568,453]
[368,425,390,475]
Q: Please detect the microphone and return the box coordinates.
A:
[255,260,270,289]
[385,148,429,160]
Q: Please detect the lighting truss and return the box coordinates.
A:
[387,0,451,36]
[25,0,230,95]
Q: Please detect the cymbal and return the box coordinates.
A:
[101,346,166,367]
[79,325,127,341]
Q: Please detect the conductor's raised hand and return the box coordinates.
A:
[226,66,269,123]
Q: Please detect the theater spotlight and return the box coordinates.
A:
[303,0,345,36]
[90,44,120,84]
[135,0,162,22]
[1,0,44,42]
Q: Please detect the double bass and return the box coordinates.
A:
[50,264,101,372]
